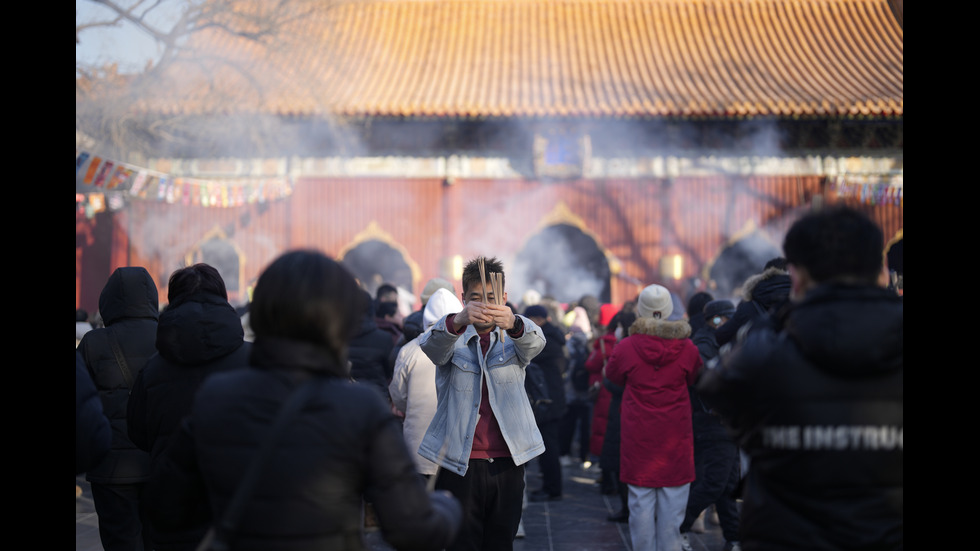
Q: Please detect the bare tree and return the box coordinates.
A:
[76,0,352,159]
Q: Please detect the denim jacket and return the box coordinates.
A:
[418,314,546,475]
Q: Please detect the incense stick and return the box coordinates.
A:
[478,257,488,304]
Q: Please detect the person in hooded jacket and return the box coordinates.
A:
[604,284,703,551]
[681,299,741,551]
[349,289,397,400]
[600,309,637,523]
[522,304,569,501]
[77,266,160,551]
[585,310,619,495]
[714,258,791,347]
[148,249,462,551]
[698,206,903,550]
[127,263,251,551]
[77,349,111,476]
[388,287,464,479]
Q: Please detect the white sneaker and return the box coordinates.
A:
[516,519,526,539]
[680,532,693,551]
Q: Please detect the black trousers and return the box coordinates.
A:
[435,457,525,551]
[90,481,151,551]
[680,436,741,542]
[535,418,563,497]
[559,402,592,462]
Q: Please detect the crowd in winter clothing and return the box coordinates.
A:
[77,207,901,551]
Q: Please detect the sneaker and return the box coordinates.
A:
[680,532,693,551]
[515,519,525,538]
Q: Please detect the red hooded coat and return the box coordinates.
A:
[604,317,703,488]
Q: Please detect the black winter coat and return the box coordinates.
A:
[127,291,252,550]
[148,337,462,551]
[349,302,396,397]
[715,267,791,346]
[77,266,159,484]
[76,350,111,475]
[527,321,569,423]
[698,283,903,550]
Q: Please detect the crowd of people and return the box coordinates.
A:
[76,205,902,551]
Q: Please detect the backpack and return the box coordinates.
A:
[567,336,591,393]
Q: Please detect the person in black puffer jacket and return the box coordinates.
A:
[714,258,791,347]
[148,250,462,551]
[128,263,251,551]
[698,207,903,550]
[349,289,397,401]
[77,266,160,551]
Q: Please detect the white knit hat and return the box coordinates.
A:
[636,284,673,319]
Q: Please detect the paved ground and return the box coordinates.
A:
[77,460,728,551]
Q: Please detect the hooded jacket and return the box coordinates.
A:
[76,350,111,475]
[698,283,903,550]
[716,267,791,346]
[604,317,703,488]
[388,288,463,476]
[148,336,462,551]
[127,291,251,549]
[349,292,396,397]
[77,266,159,483]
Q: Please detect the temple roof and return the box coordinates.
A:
[136,0,904,120]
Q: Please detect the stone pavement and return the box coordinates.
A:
[77,460,728,551]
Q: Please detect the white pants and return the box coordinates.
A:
[627,483,691,551]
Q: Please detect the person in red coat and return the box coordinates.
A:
[585,319,618,494]
[605,284,703,551]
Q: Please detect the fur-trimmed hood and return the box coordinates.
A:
[739,267,791,304]
[629,317,692,340]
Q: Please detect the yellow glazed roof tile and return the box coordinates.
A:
[135,0,903,119]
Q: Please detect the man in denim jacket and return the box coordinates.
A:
[418,256,546,550]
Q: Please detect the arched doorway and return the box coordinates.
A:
[338,221,419,300]
[706,231,782,300]
[511,223,611,304]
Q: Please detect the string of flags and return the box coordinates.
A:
[75,150,293,213]
[833,174,902,206]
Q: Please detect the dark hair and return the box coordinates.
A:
[376,283,398,302]
[462,256,504,297]
[168,263,228,303]
[783,206,883,285]
[615,310,638,335]
[249,250,366,364]
[76,308,89,322]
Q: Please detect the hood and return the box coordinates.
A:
[423,288,463,330]
[156,292,245,365]
[785,284,903,378]
[626,317,693,368]
[740,267,791,307]
[98,267,160,326]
